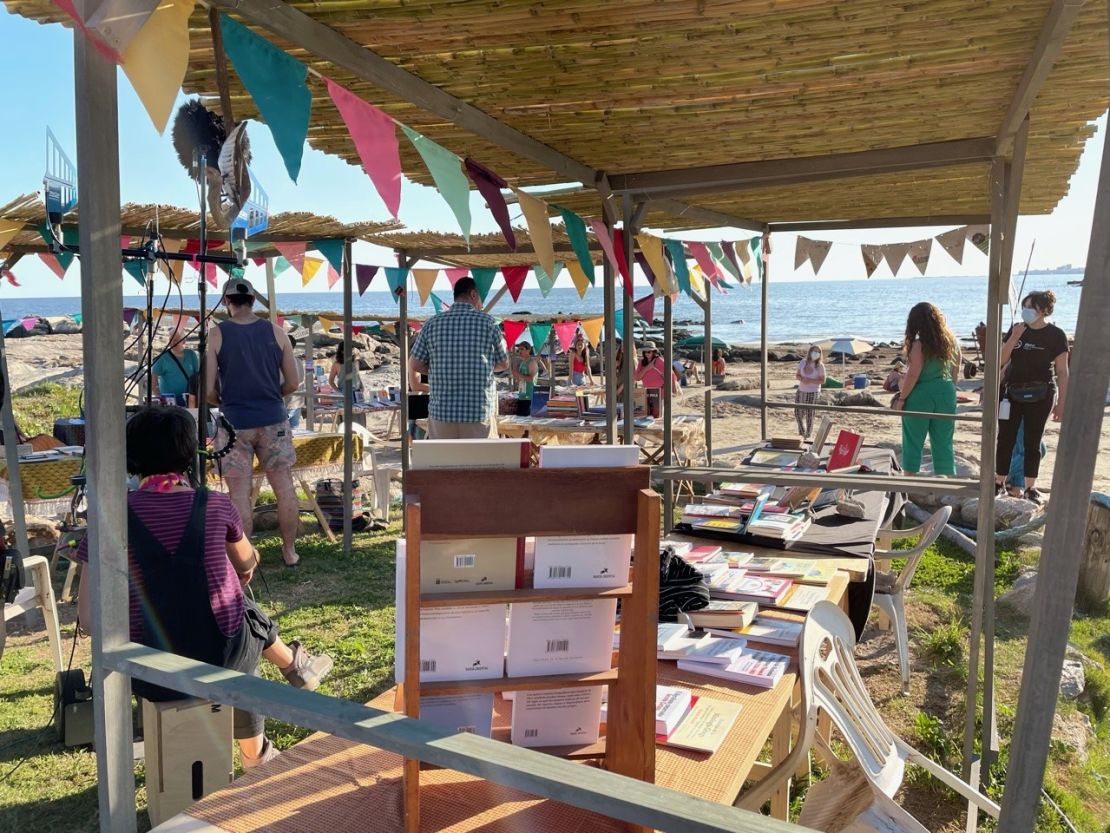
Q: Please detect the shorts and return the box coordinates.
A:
[218,420,296,477]
[572,371,585,386]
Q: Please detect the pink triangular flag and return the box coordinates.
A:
[633,293,656,323]
[501,266,529,302]
[274,242,307,274]
[356,264,378,296]
[276,315,286,328]
[38,252,67,279]
[445,267,469,287]
[204,262,218,288]
[502,319,527,349]
[553,321,579,353]
[686,241,721,281]
[326,265,340,289]
[589,219,623,282]
[324,77,402,218]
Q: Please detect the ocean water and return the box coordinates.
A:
[0,272,1082,346]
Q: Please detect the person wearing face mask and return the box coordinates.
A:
[994,290,1069,504]
[794,344,826,438]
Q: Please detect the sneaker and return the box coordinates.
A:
[1024,488,1044,505]
[281,641,334,691]
[241,737,279,771]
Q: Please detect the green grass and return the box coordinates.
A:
[11,383,83,437]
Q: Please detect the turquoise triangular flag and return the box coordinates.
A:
[219,14,312,182]
[529,321,553,353]
[664,238,692,296]
[273,256,292,275]
[401,125,471,243]
[614,308,625,336]
[706,241,739,281]
[384,266,408,302]
[38,224,75,272]
[430,293,446,314]
[312,239,344,274]
[471,267,496,303]
[72,313,82,325]
[558,208,594,280]
[750,237,763,281]
[2,320,17,334]
[533,261,562,297]
[124,260,147,287]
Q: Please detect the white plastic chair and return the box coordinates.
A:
[2,554,64,672]
[872,505,952,694]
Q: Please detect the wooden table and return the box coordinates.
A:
[151,575,848,832]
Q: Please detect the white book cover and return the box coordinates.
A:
[506,599,618,677]
[537,444,640,468]
[661,539,693,556]
[410,438,529,469]
[601,684,692,736]
[532,533,632,589]
[741,616,804,647]
[773,584,828,612]
[677,649,789,688]
[658,632,712,660]
[419,693,495,738]
[656,622,691,652]
[510,686,603,747]
[678,636,749,665]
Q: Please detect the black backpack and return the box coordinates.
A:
[657,546,711,622]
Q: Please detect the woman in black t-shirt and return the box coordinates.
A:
[994,290,1070,504]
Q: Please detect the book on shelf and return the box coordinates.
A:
[682,600,758,629]
[600,684,693,736]
[726,552,755,569]
[657,632,713,661]
[506,599,617,677]
[658,696,742,754]
[510,686,603,748]
[692,517,745,534]
[826,429,864,472]
[738,616,804,647]
[681,503,747,520]
[396,539,516,594]
[772,584,828,613]
[395,543,507,683]
[677,648,790,689]
[710,573,794,605]
[419,693,495,738]
[691,558,732,584]
[746,513,812,543]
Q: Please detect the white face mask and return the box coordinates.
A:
[809,350,820,360]
[1021,308,1039,325]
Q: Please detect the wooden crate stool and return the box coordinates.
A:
[142,697,233,827]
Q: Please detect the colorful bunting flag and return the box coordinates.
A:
[121,0,193,134]
[533,261,562,297]
[301,256,325,287]
[795,236,833,276]
[580,316,604,348]
[553,321,579,353]
[664,239,691,295]
[123,260,147,287]
[706,242,732,280]
[402,125,471,242]
[514,188,556,279]
[274,242,306,274]
[559,208,594,279]
[219,13,312,182]
[881,242,911,275]
[38,252,67,280]
[445,267,469,287]
[1,320,17,334]
[529,321,553,354]
[637,233,674,295]
[1,268,19,287]
[156,238,183,282]
[326,265,340,289]
[861,244,884,278]
[471,267,496,303]
[21,317,37,332]
[501,265,529,302]
[688,265,706,299]
[936,227,967,264]
[612,227,634,295]
[313,239,344,274]
[614,307,625,336]
[356,264,378,296]
[566,260,592,299]
[465,158,515,250]
[686,241,721,282]
[430,293,449,314]
[966,225,990,256]
[318,315,333,331]
[412,268,439,305]
[502,319,527,349]
[718,241,741,280]
[384,266,408,301]
[123,308,136,326]
[908,239,932,275]
[589,219,622,281]
[633,293,656,323]
[634,252,656,287]
[204,262,218,288]
[324,77,402,218]
[273,256,292,276]
[52,0,123,63]
[37,225,75,272]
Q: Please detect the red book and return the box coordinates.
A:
[826,429,863,472]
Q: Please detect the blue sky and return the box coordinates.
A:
[0,9,1104,299]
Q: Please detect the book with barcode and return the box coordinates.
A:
[510,686,603,748]
[677,648,790,689]
[396,539,517,594]
[506,599,617,677]
[710,573,794,605]
[744,557,836,586]
[418,693,495,738]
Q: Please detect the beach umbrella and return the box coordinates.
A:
[675,335,729,349]
[817,336,873,368]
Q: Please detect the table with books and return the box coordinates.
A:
[493,413,706,466]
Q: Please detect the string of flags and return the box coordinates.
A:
[794,224,990,278]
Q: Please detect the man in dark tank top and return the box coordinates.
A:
[206,278,303,568]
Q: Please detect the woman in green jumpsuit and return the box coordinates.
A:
[892,302,960,475]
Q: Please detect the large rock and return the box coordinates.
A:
[716,378,758,391]
[998,568,1038,616]
[1060,659,1086,700]
[959,495,1037,528]
[1052,711,1094,762]
[832,390,883,408]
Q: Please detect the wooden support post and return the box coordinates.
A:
[760,231,770,440]
[1079,498,1110,610]
[304,316,316,430]
[998,28,1110,820]
[341,239,354,554]
[265,257,278,323]
[621,197,635,445]
[603,226,618,446]
[0,315,30,557]
[663,293,674,534]
[207,7,236,129]
[704,279,713,464]
[74,2,137,827]
[398,252,411,480]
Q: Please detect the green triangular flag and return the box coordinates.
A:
[471,267,496,303]
[614,308,625,336]
[707,241,739,280]
[123,260,147,287]
[532,261,562,297]
[529,321,553,353]
[430,293,446,314]
[749,237,763,281]
[401,125,472,243]
[558,208,594,280]
[38,224,75,272]
[273,256,292,275]
[312,239,344,274]
[664,239,691,296]
[384,266,408,303]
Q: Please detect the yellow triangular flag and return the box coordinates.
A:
[580,315,604,348]
[636,232,674,295]
[302,256,325,287]
[689,264,706,298]
[566,259,592,299]
[318,315,334,332]
[121,0,195,134]
[412,268,439,306]
[0,220,22,252]
[157,238,183,282]
[513,188,556,279]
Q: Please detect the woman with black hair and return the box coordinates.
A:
[994,290,1069,504]
[76,406,333,770]
[328,343,365,401]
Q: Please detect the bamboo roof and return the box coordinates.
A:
[6,1,1107,224]
[368,225,602,267]
[0,193,401,254]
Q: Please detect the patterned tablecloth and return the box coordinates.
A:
[206,431,365,482]
[0,455,84,500]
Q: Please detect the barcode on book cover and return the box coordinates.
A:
[524,729,539,738]
[546,639,570,653]
[547,566,572,579]
[420,660,437,672]
[454,554,476,568]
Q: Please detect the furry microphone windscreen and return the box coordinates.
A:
[172,101,227,180]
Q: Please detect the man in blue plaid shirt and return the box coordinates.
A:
[410,277,510,438]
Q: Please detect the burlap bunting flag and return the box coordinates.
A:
[861,244,884,278]
[908,239,932,275]
[965,225,990,256]
[412,268,439,305]
[935,227,967,264]
[881,242,911,275]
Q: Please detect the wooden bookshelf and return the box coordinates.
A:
[399,466,660,833]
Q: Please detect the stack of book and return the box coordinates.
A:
[677,648,791,689]
[543,395,581,418]
[601,684,742,754]
[709,572,794,606]
[745,512,812,543]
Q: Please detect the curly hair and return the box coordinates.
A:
[903,302,958,365]
[1022,289,1056,315]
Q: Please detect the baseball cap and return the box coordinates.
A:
[222,276,257,301]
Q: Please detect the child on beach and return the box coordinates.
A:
[634,342,680,417]
[570,334,594,386]
[893,302,960,476]
[794,344,826,438]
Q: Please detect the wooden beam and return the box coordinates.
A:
[996,0,1085,156]
[769,215,991,233]
[609,138,997,198]
[621,196,636,445]
[207,0,597,186]
[998,118,1031,296]
[505,188,766,231]
[207,6,235,128]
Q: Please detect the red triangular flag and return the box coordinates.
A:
[445,267,470,287]
[501,265,529,302]
[553,321,579,353]
[611,227,633,294]
[502,319,527,349]
[204,262,218,288]
[356,264,378,296]
[1,268,19,287]
[686,241,721,282]
[633,293,656,323]
[38,252,67,280]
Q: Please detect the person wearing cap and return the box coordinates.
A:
[634,341,679,418]
[206,277,303,568]
[511,342,540,401]
[409,277,510,439]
